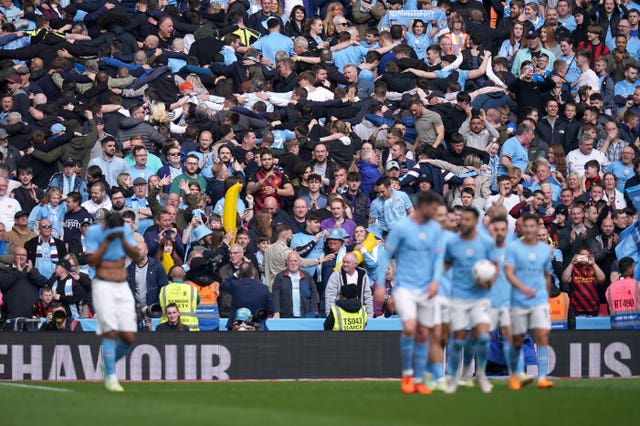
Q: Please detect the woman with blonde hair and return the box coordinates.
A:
[29,187,65,238]
[323,2,345,36]
[540,24,561,59]
[448,14,468,55]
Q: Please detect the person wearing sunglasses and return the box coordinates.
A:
[24,218,68,280]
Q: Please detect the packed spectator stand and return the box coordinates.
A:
[0,0,638,332]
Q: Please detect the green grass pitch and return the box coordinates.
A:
[2,379,639,426]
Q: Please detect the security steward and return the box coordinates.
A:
[549,286,569,330]
[323,284,368,331]
[159,265,200,331]
[606,257,640,329]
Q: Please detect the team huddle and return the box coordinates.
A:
[375,191,554,394]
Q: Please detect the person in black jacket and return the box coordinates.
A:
[272,251,319,318]
[438,132,490,166]
[222,262,273,329]
[126,243,169,308]
[24,219,68,279]
[155,303,190,332]
[0,247,48,319]
[47,258,88,318]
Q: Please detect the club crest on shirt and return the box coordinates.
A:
[466,249,474,257]
[528,252,536,261]
[419,232,426,240]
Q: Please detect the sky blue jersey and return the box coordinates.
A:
[438,230,456,298]
[445,232,497,300]
[504,239,552,308]
[381,216,444,290]
[84,224,137,262]
[490,245,511,308]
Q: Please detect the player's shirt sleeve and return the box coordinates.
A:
[504,243,516,267]
[432,226,445,282]
[500,139,516,160]
[383,220,401,254]
[544,246,552,273]
[400,191,413,209]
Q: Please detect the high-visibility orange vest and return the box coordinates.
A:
[606,278,640,329]
[549,292,569,330]
[187,280,220,331]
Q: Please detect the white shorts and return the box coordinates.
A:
[510,304,552,335]
[92,278,137,335]
[490,307,511,331]
[393,287,435,328]
[449,298,491,332]
[432,295,450,326]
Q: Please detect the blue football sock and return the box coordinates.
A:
[502,340,513,375]
[537,346,549,379]
[102,338,116,377]
[516,350,525,375]
[115,338,131,361]
[400,334,415,376]
[474,334,490,376]
[424,343,431,374]
[462,335,475,369]
[413,343,428,383]
[432,363,444,381]
[446,339,464,377]
[509,345,524,375]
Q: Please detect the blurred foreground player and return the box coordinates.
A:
[85,213,142,392]
[504,214,554,390]
[375,191,445,395]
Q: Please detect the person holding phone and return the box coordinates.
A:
[560,247,606,327]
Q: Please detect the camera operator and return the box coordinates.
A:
[40,304,84,332]
[231,308,266,331]
[155,303,189,332]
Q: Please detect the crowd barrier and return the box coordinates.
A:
[1,330,638,381]
[47,316,615,331]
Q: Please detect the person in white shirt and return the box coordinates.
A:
[81,182,112,215]
[484,175,521,232]
[0,176,21,229]
[572,48,601,99]
[566,133,609,176]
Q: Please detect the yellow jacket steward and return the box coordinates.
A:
[159,282,200,331]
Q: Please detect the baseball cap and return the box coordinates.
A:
[333,15,348,26]
[133,177,147,186]
[385,161,400,171]
[235,307,252,322]
[50,123,66,134]
[15,65,29,74]
[556,205,569,217]
[56,259,73,271]
[526,29,540,39]
[193,224,213,241]
[178,81,193,91]
[5,73,21,83]
[63,157,76,167]
[80,217,93,226]
[326,227,349,241]
[94,117,104,125]
[0,128,8,139]
[14,210,28,219]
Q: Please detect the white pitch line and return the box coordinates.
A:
[0,382,73,393]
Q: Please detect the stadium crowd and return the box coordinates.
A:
[0,0,638,332]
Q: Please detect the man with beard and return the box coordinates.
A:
[88,137,130,188]
[247,148,295,211]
